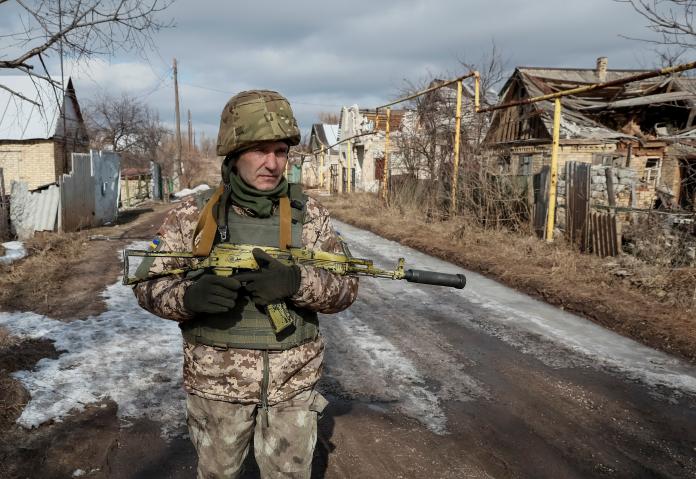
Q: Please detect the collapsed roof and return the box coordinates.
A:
[488,63,696,145]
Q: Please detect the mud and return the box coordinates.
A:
[0,204,171,320]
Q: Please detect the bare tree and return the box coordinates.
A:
[84,93,168,168]
[617,0,696,49]
[0,0,173,102]
[317,111,340,124]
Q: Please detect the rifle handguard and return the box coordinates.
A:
[404,269,466,289]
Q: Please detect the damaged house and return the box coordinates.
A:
[306,106,405,193]
[341,106,405,193]
[483,57,696,213]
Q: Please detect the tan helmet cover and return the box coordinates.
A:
[216,90,301,156]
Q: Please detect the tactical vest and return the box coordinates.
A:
[180,184,319,350]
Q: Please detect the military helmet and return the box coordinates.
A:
[216,90,301,156]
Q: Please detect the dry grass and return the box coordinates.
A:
[318,192,696,363]
[0,327,29,429]
[0,231,85,313]
[0,327,18,351]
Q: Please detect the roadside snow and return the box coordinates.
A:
[333,220,696,397]
[0,243,186,437]
[174,184,210,198]
[0,241,26,264]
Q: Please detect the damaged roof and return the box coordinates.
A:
[489,65,696,144]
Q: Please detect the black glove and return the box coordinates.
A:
[183,274,241,314]
[234,248,301,306]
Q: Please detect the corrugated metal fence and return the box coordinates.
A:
[10,181,60,238]
[9,150,120,238]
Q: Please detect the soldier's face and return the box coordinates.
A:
[236,141,289,190]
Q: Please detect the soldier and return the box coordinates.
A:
[133,90,358,479]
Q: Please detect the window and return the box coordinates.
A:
[643,158,661,185]
[518,155,533,176]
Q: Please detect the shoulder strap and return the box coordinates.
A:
[287,183,302,200]
[192,184,225,257]
[279,196,291,250]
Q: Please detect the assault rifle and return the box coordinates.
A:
[123,243,466,334]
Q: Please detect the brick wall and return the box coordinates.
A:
[0,140,57,190]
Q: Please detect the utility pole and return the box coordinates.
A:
[173,58,183,190]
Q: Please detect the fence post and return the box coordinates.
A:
[450,79,463,214]
[545,98,561,242]
[320,146,325,190]
[347,141,352,193]
[382,108,391,200]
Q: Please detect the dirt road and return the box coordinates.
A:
[1,207,695,478]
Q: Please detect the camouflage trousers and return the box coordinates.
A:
[186,390,328,479]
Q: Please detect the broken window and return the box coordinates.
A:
[642,158,661,185]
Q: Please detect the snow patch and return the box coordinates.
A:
[174,184,211,198]
[0,241,27,264]
[333,220,696,397]
[0,243,186,437]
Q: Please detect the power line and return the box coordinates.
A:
[179,82,344,107]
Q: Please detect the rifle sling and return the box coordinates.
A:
[192,184,224,257]
[279,196,291,250]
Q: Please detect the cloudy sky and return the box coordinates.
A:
[0,0,678,141]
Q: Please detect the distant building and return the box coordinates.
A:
[305,123,340,188]
[0,76,89,192]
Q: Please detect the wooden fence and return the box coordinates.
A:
[588,211,620,257]
[565,162,591,250]
[564,161,620,257]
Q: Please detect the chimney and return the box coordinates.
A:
[596,56,608,83]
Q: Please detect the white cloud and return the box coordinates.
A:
[10,0,670,142]
[66,58,161,95]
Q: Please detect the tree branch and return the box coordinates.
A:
[0,83,41,107]
[0,0,173,70]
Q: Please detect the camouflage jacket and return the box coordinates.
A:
[133,194,358,405]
